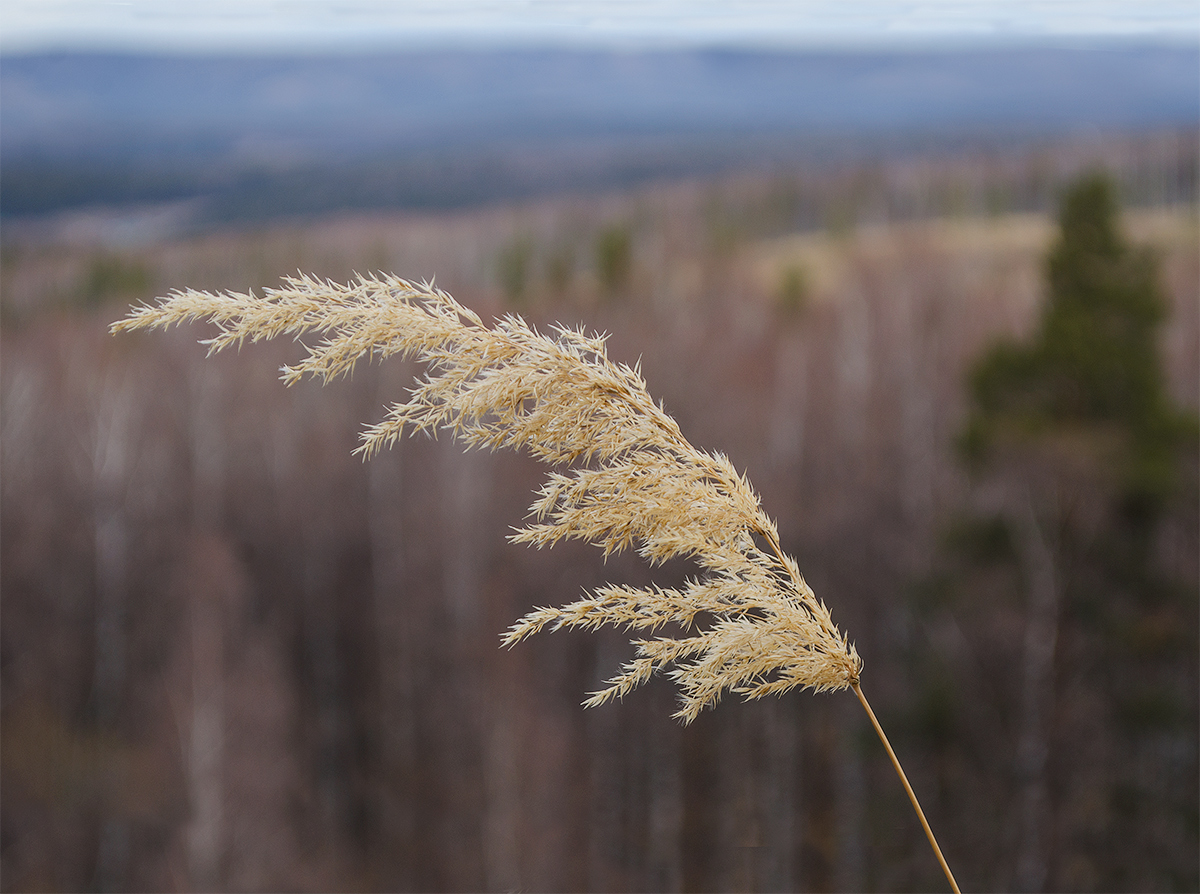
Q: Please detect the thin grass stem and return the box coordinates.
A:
[853,681,961,894]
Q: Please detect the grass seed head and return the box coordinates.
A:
[114,273,862,721]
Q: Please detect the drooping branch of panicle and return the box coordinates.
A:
[115,272,962,892]
[113,272,862,723]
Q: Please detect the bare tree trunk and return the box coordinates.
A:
[440,445,493,888]
[92,507,129,724]
[1013,488,1060,893]
[186,576,225,890]
[761,699,799,892]
[87,371,135,892]
[834,701,866,894]
[646,712,682,893]
[718,712,757,892]
[897,283,938,547]
[837,287,873,457]
[483,705,521,892]
[183,358,227,889]
[0,366,40,506]
[89,372,135,727]
[188,359,225,531]
[302,524,344,834]
[366,369,418,887]
[770,330,808,477]
[263,399,345,854]
[441,447,490,631]
[587,639,625,893]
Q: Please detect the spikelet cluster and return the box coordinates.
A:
[114,273,861,722]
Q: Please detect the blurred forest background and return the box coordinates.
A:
[1,41,1198,894]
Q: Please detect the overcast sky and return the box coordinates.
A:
[2,0,1197,53]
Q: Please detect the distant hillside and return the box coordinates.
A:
[2,42,1197,220]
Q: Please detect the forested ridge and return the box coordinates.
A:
[2,142,1197,892]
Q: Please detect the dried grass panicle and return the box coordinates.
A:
[114,272,862,722]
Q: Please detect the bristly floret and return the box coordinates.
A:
[113,272,862,722]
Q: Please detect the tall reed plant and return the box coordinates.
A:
[115,273,959,891]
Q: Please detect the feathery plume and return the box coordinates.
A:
[114,272,957,891]
[113,273,861,722]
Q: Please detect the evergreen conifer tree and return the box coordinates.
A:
[937,172,1197,890]
[964,172,1195,532]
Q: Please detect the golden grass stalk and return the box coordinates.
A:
[113,273,958,891]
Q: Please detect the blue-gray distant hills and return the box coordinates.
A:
[2,41,1197,220]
